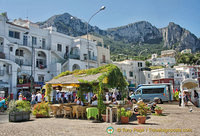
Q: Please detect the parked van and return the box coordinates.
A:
[130,85,169,103]
[136,83,173,101]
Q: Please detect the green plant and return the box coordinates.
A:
[7,100,18,113]
[155,106,163,110]
[137,101,150,116]
[118,108,132,118]
[173,91,179,101]
[7,100,31,113]
[32,102,50,116]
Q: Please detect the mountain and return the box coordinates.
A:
[37,12,200,55]
[106,21,162,44]
[37,13,106,37]
[160,22,200,52]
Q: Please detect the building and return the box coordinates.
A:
[151,57,176,67]
[174,65,199,89]
[113,60,145,87]
[151,68,175,87]
[0,13,110,99]
[161,50,176,58]
[81,34,111,67]
[181,49,192,54]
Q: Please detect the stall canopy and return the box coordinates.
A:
[45,64,128,120]
[182,79,199,90]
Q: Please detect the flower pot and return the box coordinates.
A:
[137,116,146,124]
[9,111,30,122]
[155,110,163,115]
[120,116,129,124]
[101,114,110,122]
[36,114,47,118]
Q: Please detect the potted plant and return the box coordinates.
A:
[32,102,50,118]
[8,100,31,122]
[136,101,150,124]
[118,108,132,124]
[155,106,163,115]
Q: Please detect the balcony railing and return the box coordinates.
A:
[89,56,97,61]
[69,54,80,60]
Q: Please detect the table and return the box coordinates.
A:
[86,107,98,119]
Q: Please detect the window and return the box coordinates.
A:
[129,71,133,77]
[36,59,46,68]
[138,62,143,67]
[102,55,106,63]
[84,54,87,60]
[23,35,28,46]
[32,36,37,45]
[57,44,62,51]
[10,47,13,52]
[9,30,20,39]
[38,75,44,82]
[15,49,24,56]
[148,74,150,78]
[136,90,141,95]
[142,88,164,94]
[42,38,46,47]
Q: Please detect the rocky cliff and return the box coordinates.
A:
[37,12,200,53]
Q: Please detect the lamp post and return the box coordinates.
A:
[86,6,106,69]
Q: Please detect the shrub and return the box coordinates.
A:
[32,102,50,117]
[7,100,31,113]
[155,106,163,110]
[118,108,132,118]
[137,101,150,116]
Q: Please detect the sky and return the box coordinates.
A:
[0,0,200,37]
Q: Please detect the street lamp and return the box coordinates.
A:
[86,6,106,69]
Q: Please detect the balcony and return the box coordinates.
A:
[69,54,80,60]
[15,58,31,66]
[89,56,97,61]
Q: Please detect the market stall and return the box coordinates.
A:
[45,64,128,120]
[180,78,199,107]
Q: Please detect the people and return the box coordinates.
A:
[179,91,182,106]
[76,97,83,106]
[36,91,42,103]
[31,92,36,105]
[105,92,109,102]
[91,97,98,106]
[194,90,199,107]
[112,98,118,105]
[18,93,23,101]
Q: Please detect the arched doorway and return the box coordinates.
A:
[72,64,80,71]
[36,51,47,69]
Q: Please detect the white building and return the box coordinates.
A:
[113,60,145,87]
[0,13,110,99]
[151,57,176,67]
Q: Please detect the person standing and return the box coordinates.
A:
[194,90,199,107]
[31,92,36,105]
[36,92,42,103]
[18,93,23,101]
[179,91,182,106]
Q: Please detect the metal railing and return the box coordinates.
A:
[69,54,80,60]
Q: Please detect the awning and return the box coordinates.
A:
[181,79,199,89]
[17,83,41,88]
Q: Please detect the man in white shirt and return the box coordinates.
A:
[36,92,42,103]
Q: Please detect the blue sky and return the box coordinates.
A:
[1,0,200,37]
